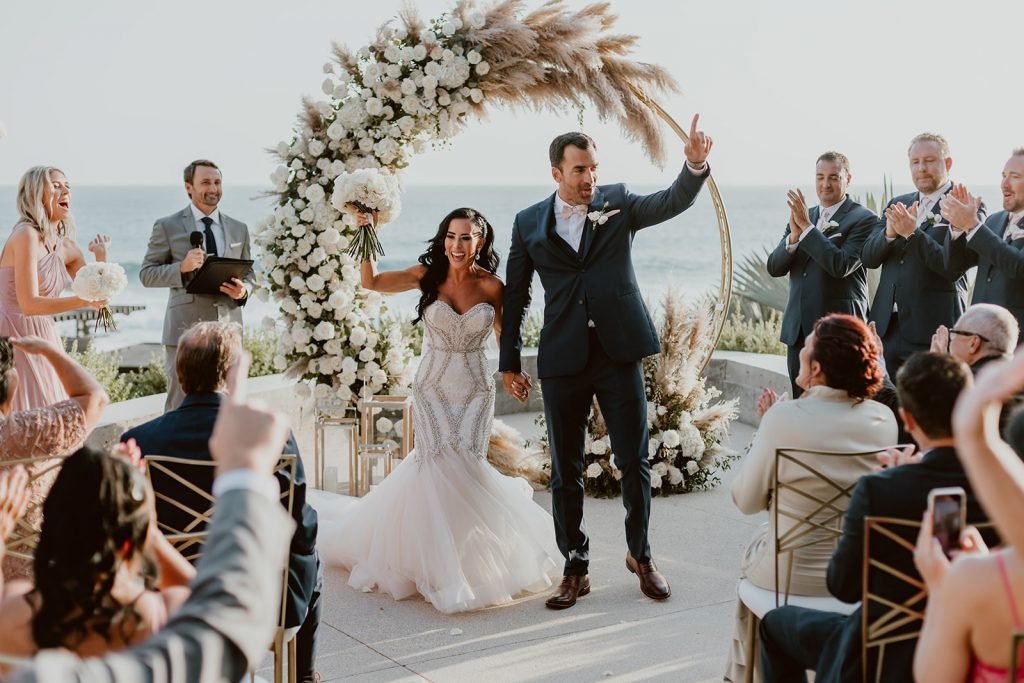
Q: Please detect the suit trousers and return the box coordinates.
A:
[786,333,805,399]
[295,560,323,682]
[540,329,652,575]
[879,312,929,383]
[163,345,184,413]
[759,605,846,683]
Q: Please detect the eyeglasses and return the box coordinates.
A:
[946,328,990,353]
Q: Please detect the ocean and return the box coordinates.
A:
[0,183,999,351]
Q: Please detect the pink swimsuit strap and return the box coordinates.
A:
[997,551,1023,631]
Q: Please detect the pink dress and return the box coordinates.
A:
[970,550,1024,682]
[0,240,72,412]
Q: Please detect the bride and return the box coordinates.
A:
[314,207,561,613]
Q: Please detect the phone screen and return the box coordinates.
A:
[932,493,964,559]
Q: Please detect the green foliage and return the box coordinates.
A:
[243,327,280,379]
[383,312,424,357]
[853,175,894,215]
[716,304,786,356]
[521,310,543,348]
[733,247,788,317]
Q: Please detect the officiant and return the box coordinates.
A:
[140,159,254,411]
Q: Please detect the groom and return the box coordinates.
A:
[500,116,713,609]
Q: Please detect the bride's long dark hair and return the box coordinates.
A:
[415,207,500,323]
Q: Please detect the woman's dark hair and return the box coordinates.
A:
[810,314,885,400]
[0,337,14,406]
[414,207,500,323]
[31,446,154,649]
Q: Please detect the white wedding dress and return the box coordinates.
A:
[313,300,561,613]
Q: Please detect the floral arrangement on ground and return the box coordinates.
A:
[256,0,681,404]
[533,288,740,497]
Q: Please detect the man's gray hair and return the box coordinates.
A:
[959,304,1019,356]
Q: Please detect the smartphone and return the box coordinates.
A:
[927,486,966,560]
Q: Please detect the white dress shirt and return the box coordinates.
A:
[553,193,588,252]
[885,181,953,243]
[190,204,225,256]
[786,196,847,254]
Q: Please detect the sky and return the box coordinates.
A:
[0,0,1020,189]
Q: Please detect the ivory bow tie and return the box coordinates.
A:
[561,204,588,219]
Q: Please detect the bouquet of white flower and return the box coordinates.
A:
[71,262,128,332]
[330,168,401,262]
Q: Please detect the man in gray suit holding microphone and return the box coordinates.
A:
[141,159,254,411]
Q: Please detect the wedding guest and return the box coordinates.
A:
[140,160,254,412]
[0,166,110,411]
[724,313,896,682]
[0,443,195,660]
[0,335,108,579]
[9,355,295,683]
[500,117,713,609]
[944,149,1024,331]
[912,505,1023,682]
[863,134,984,379]
[766,152,877,397]
[121,321,321,683]
[758,352,990,683]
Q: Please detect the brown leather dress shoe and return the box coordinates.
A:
[626,553,671,600]
[545,574,591,609]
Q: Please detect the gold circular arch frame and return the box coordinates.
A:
[631,86,733,374]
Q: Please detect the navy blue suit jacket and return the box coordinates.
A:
[947,211,1024,329]
[766,197,876,346]
[122,392,318,629]
[499,165,707,378]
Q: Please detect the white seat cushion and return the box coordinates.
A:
[738,578,859,620]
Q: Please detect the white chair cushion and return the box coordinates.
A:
[738,578,859,620]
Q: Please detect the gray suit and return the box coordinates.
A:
[140,206,253,411]
[12,488,294,683]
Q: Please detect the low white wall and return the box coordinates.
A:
[87,349,785,461]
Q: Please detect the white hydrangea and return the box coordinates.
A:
[585,462,603,478]
[686,460,700,476]
[660,429,681,448]
[668,466,685,486]
[679,424,705,460]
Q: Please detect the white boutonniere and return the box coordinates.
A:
[928,212,943,225]
[587,202,621,229]
[822,220,841,237]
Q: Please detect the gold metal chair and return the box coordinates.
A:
[738,447,874,683]
[0,453,68,566]
[144,454,299,683]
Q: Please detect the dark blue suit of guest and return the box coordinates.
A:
[121,322,322,682]
[499,127,711,607]
[766,153,876,396]
[947,210,1024,332]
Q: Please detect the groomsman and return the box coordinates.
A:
[943,149,1024,331]
[766,152,877,396]
[862,133,984,379]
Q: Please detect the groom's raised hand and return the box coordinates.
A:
[684,114,713,167]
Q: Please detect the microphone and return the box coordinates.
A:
[189,231,205,251]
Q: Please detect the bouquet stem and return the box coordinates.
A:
[93,306,118,333]
[345,214,386,262]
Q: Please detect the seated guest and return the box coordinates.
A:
[9,355,295,683]
[759,352,992,683]
[121,321,321,683]
[0,444,195,660]
[932,303,1022,435]
[0,335,108,579]
[724,314,896,682]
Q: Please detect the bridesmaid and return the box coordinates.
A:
[0,166,110,411]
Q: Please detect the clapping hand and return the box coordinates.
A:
[0,467,31,546]
[756,387,787,419]
[87,234,112,262]
[885,202,918,238]
[786,189,812,241]
[683,114,713,167]
[931,324,950,354]
[939,185,983,232]
[873,444,922,472]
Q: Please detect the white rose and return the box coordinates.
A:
[308,140,325,157]
[321,78,334,95]
[294,382,312,398]
[668,466,685,486]
[273,354,287,370]
[305,274,326,292]
[412,44,427,61]
[653,462,669,477]
[358,347,376,362]
[686,460,700,476]
[660,429,681,448]
[466,50,482,65]
[466,10,486,29]
[365,98,384,117]
[289,276,306,291]
[590,438,608,455]
[349,327,367,347]
[312,321,334,341]
[376,417,394,434]
[383,45,400,63]
[305,184,325,204]
[650,471,663,489]
[585,462,603,478]
[326,121,346,141]
[648,438,660,460]
[475,61,490,76]
[469,88,483,104]
[441,21,457,36]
